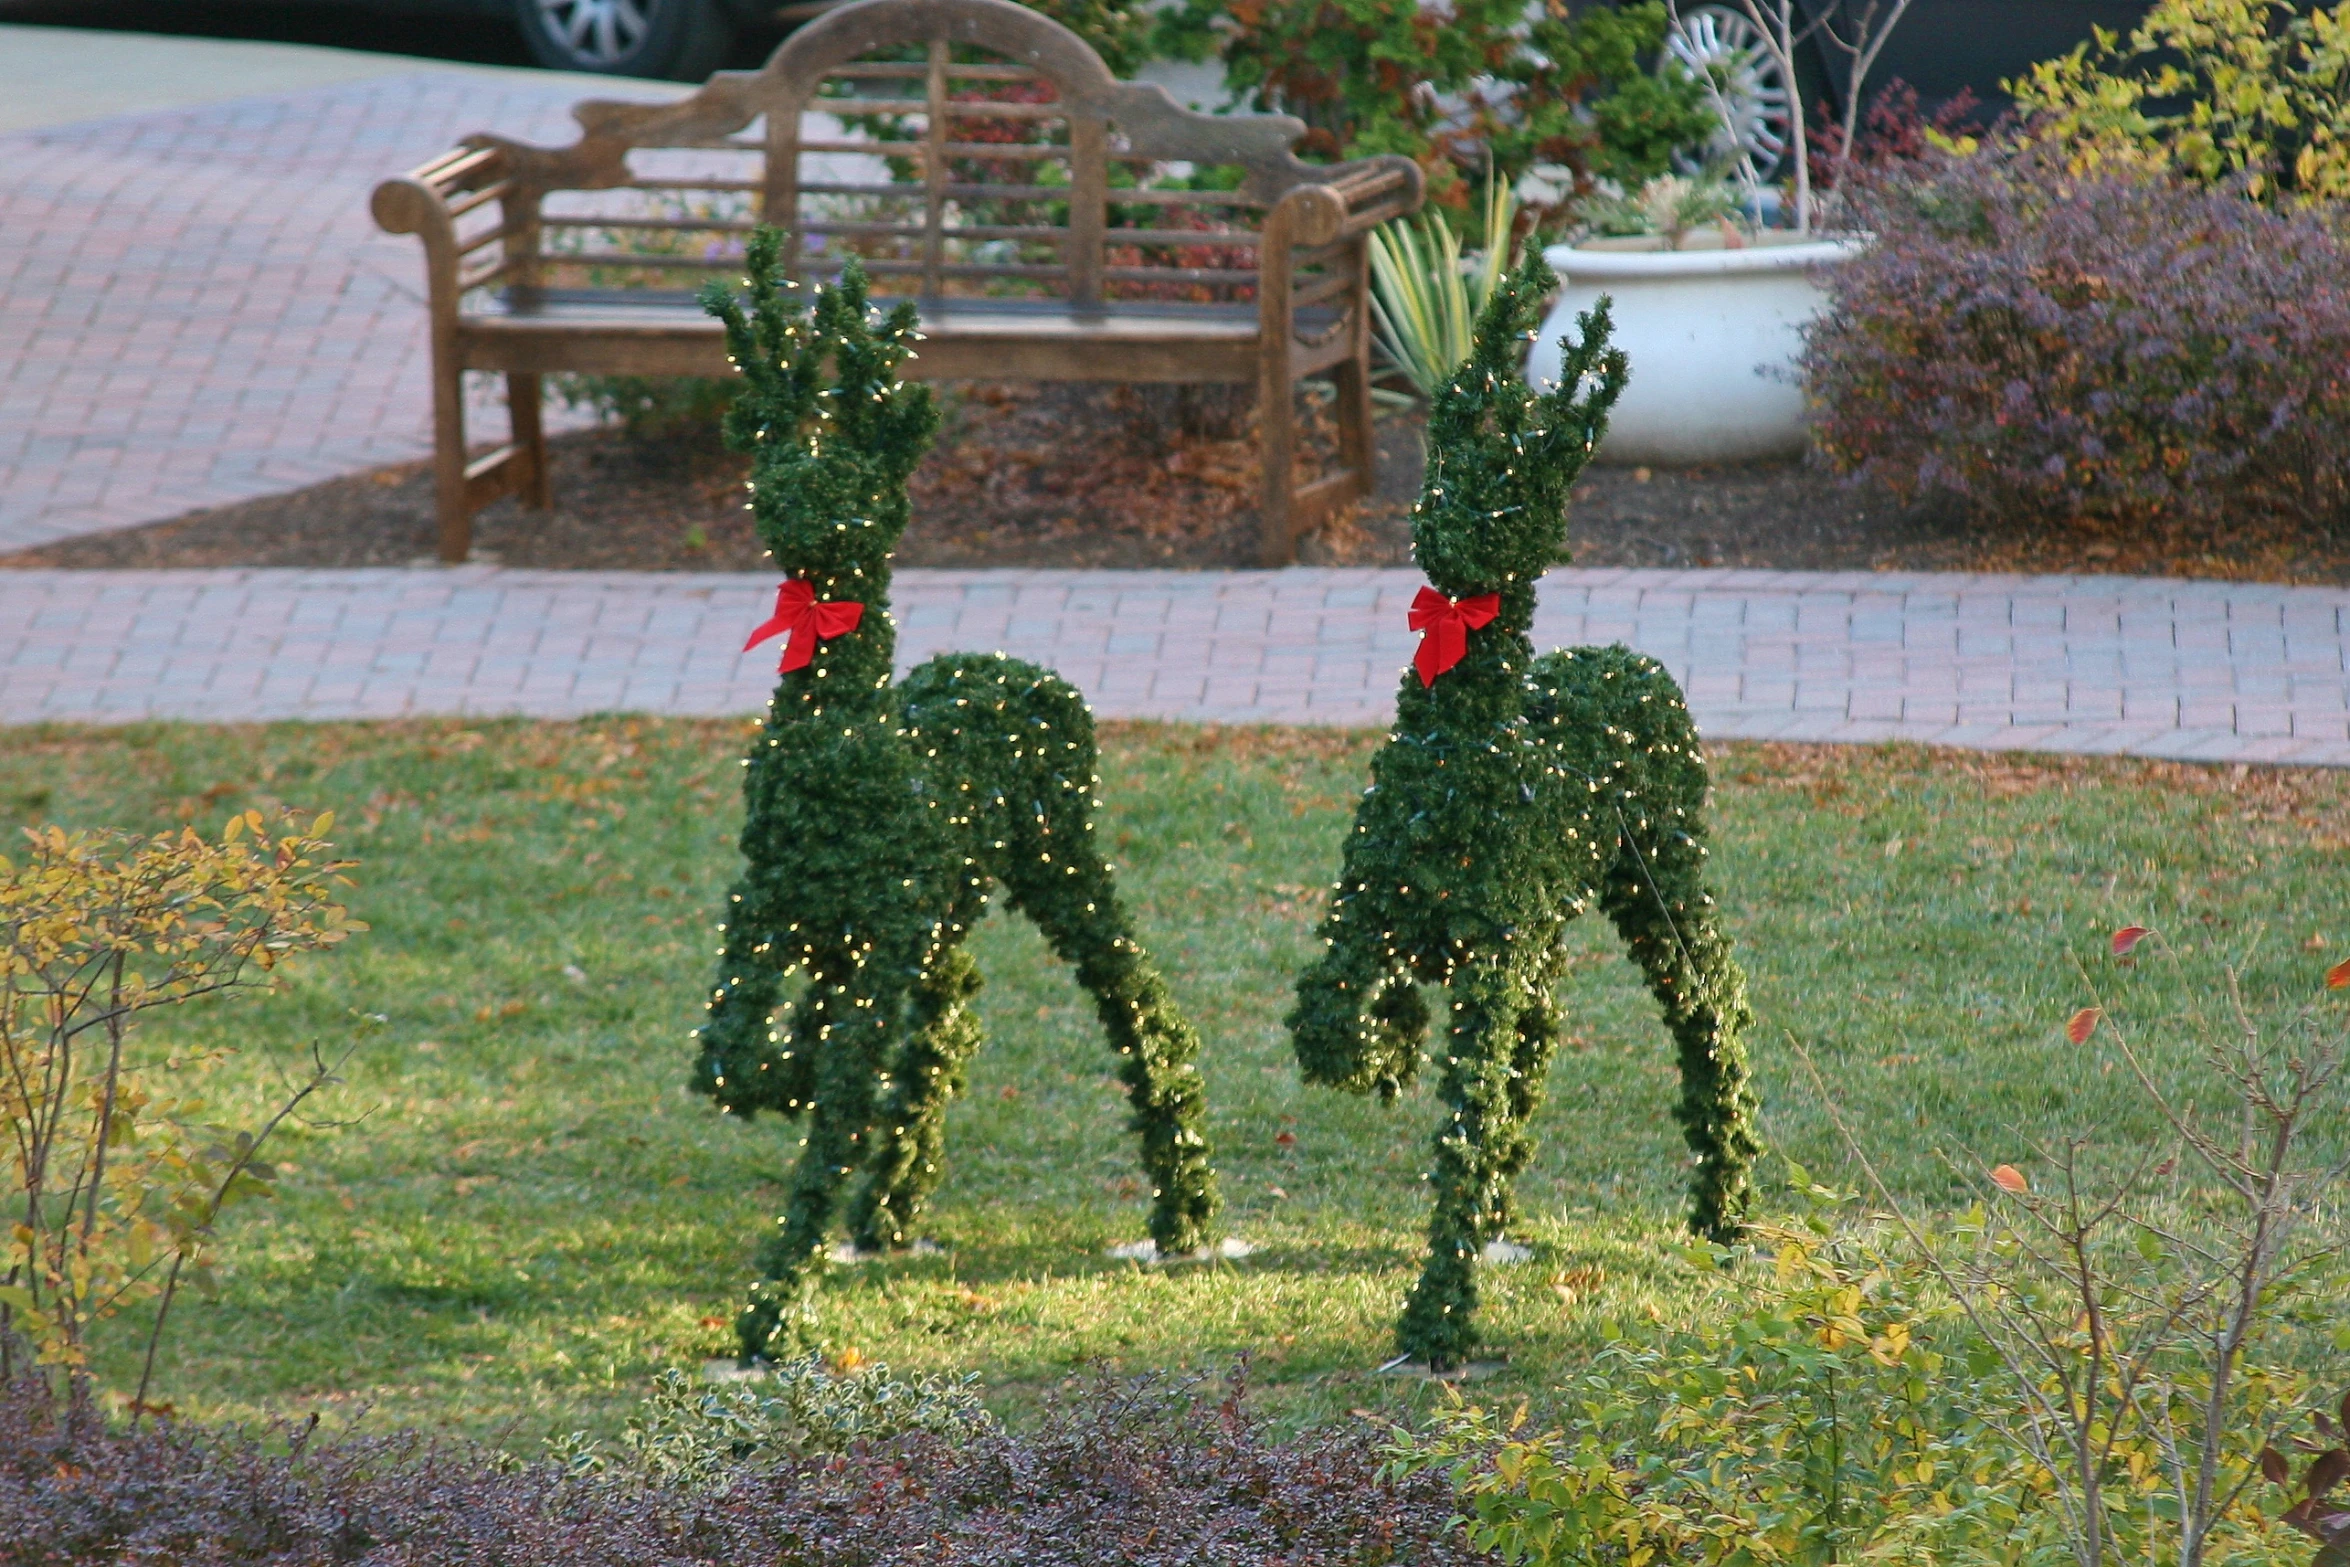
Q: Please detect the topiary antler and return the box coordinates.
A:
[1412,254,1628,604]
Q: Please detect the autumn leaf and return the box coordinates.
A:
[1990,1164,2030,1194]
[2265,1446,2292,1486]
[2328,959,2350,990]
[2066,1007,2101,1044]
[2110,925,2151,957]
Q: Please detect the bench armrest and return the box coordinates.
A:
[1266,155,1425,250]
[370,145,518,313]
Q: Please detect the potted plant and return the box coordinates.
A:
[1526,0,1908,465]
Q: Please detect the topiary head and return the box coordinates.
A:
[1410,255,1627,607]
[701,234,939,593]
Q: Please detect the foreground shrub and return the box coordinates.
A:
[1803,147,2350,530]
[2009,0,2350,205]
[1,814,360,1409]
[0,1367,1478,1566]
[1393,940,2350,1567]
[549,1356,997,1490]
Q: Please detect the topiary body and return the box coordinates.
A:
[692,235,1217,1356]
[1289,255,1761,1369]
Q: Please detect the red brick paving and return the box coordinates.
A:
[0,73,673,551]
[5,565,2347,764]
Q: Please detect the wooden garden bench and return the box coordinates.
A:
[370,0,1422,565]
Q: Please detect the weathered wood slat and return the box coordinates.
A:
[826,59,1040,80]
[858,259,1069,279]
[625,176,765,193]
[1105,227,1260,248]
[456,258,515,291]
[421,146,502,188]
[920,37,949,295]
[444,179,515,219]
[803,219,1059,240]
[1291,269,1354,307]
[540,215,766,234]
[539,253,748,272]
[818,97,1067,118]
[1101,265,1257,285]
[456,221,524,257]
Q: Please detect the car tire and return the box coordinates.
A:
[1662,2,1826,182]
[515,0,737,81]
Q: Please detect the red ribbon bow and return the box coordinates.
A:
[744,578,865,673]
[1408,586,1501,686]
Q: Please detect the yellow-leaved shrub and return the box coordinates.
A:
[0,810,361,1410]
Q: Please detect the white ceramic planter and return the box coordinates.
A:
[1527,235,1867,466]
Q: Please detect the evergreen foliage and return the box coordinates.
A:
[690,235,1218,1359]
[1287,255,1762,1369]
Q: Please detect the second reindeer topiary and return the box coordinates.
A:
[691,234,1218,1358]
[1289,254,1761,1369]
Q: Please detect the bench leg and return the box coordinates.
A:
[508,373,552,511]
[431,357,472,564]
[1257,363,1297,567]
[1333,352,1374,500]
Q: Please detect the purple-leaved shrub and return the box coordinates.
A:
[1803,146,2350,530]
[0,1369,1480,1566]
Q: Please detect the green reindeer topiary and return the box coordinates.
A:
[692,234,1219,1358]
[1289,254,1761,1370]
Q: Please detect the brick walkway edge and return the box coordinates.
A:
[3,566,2345,765]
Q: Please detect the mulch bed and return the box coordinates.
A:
[9,380,2350,582]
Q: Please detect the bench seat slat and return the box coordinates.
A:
[465,289,1272,337]
[449,291,1296,384]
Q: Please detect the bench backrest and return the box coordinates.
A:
[456,0,1405,310]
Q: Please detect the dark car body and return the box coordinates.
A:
[1816,0,2154,118]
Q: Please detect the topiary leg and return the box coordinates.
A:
[1488,946,1569,1240]
[916,656,1219,1260]
[847,939,984,1252]
[1290,936,1426,1101]
[692,891,816,1119]
[1394,955,1535,1369]
[1011,840,1218,1257]
[1600,822,1760,1244]
[737,928,926,1359]
[1587,675,1762,1245]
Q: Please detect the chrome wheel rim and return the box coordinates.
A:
[536,0,653,65]
[1664,5,1795,180]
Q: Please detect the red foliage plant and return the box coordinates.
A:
[1807,78,1980,191]
[1803,144,2350,530]
[0,1369,1479,1567]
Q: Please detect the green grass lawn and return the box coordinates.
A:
[6,720,2347,1441]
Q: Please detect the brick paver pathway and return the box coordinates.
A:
[4,565,2343,763]
[0,72,676,552]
